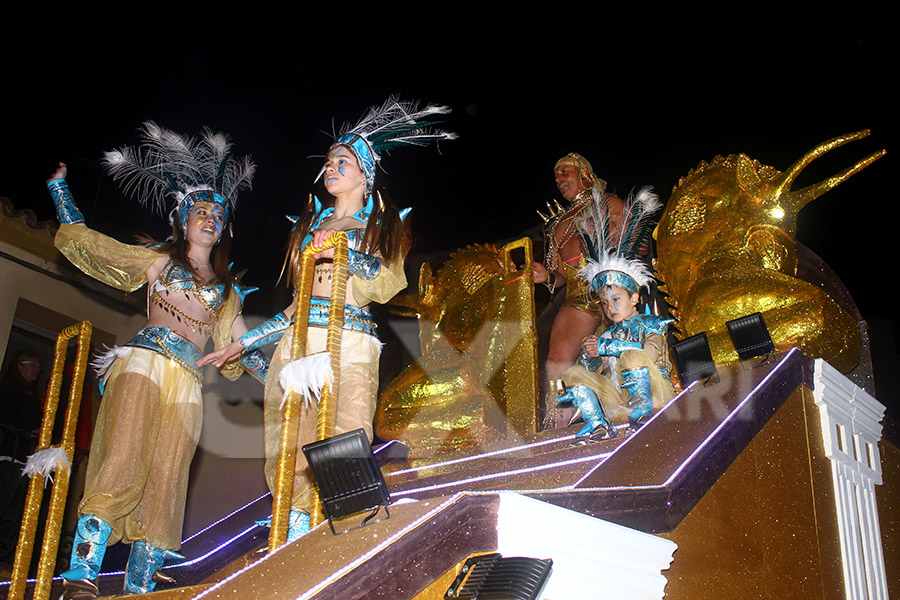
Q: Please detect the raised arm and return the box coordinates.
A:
[48,163,161,292]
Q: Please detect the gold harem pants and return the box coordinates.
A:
[78,347,202,551]
[562,349,675,426]
[263,326,381,514]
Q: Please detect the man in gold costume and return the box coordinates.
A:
[533,153,624,426]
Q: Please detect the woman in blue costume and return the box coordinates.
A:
[47,123,266,598]
[200,98,454,542]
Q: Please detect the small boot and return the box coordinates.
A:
[287,510,310,542]
[123,541,184,594]
[60,514,112,599]
[622,367,653,427]
[556,384,617,440]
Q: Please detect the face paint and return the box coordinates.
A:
[601,284,639,324]
[323,145,365,197]
[185,201,226,246]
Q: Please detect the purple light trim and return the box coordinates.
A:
[180,492,271,545]
[570,381,698,488]
[659,348,798,487]
[169,525,261,568]
[389,435,578,477]
[392,452,614,498]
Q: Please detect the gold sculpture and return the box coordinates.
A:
[655,130,885,373]
[375,240,538,457]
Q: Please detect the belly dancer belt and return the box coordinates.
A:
[308,297,377,337]
[126,326,203,382]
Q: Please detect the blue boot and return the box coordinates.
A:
[123,541,184,594]
[622,367,653,427]
[287,510,310,542]
[556,385,617,440]
[60,514,111,583]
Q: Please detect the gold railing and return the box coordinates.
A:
[8,321,92,600]
[268,232,348,551]
[499,237,539,436]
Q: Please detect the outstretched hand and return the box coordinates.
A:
[47,162,67,183]
[197,340,244,368]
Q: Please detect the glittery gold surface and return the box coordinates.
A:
[656,131,885,373]
[877,440,900,600]
[659,386,845,599]
[270,233,348,547]
[375,239,538,456]
[9,322,92,600]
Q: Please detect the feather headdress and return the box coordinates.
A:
[579,186,662,294]
[316,96,457,193]
[102,121,255,229]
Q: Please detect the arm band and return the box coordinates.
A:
[239,311,291,353]
[239,349,270,384]
[347,249,381,280]
[595,337,643,357]
[47,178,85,224]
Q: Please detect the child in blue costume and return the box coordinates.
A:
[200,98,455,543]
[48,123,266,598]
[556,187,675,442]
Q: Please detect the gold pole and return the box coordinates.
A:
[268,232,348,548]
[9,321,92,600]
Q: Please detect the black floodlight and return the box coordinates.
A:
[726,312,775,363]
[671,331,719,387]
[445,553,553,600]
[302,428,390,535]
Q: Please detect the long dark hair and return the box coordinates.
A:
[281,172,411,290]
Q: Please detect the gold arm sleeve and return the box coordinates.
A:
[54,224,160,293]
[351,257,407,306]
[213,292,243,381]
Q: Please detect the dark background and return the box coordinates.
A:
[2,9,894,412]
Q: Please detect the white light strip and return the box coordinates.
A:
[388,434,577,476]
[294,496,461,600]
[393,452,612,497]
[660,348,797,487]
[192,525,299,599]
[570,382,697,488]
[181,492,271,544]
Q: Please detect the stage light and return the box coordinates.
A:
[445,553,553,600]
[302,429,391,535]
[726,312,775,364]
[671,332,719,387]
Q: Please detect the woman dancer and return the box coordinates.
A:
[47,123,264,597]
[200,98,454,541]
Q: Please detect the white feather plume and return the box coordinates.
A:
[279,353,334,409]
[338,95,457,158]
[23,447,71,480]
[579,185,662,291]
[90,345,131,379]
[101,120,254,219]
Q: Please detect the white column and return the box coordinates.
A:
[813,359,888,600]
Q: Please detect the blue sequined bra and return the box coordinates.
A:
[150,261,225,334]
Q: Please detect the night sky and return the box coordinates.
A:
[3,11,894,406]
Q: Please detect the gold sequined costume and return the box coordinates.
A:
[55,224,243,550]
[563,324,674,426]
[264,218,407,514]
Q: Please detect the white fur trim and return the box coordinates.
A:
[90,345,131,379]
[279,353,335,409]
[23,447,71,480]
